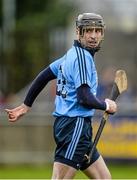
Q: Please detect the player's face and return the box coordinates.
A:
[79,27,104,48]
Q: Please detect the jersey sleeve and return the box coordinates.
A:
[23,66,56,107]
[50,58,63,77]
[73,47,95,89]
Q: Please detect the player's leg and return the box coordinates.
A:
[51,162,77,179]
[52,116,93,179]
[82,155,111,179]
[52,116,81,179]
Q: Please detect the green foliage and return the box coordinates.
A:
[3,0,76,94]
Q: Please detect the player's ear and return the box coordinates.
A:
[76,28,79,35]
[76,28,81,40]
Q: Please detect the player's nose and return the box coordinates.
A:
[90,30,96,38]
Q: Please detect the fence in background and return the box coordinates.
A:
[0,102,137,164]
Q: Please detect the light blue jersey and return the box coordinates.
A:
[50,42,98,117]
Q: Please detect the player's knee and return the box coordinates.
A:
[106,171,112,179]
[101,170,111,179]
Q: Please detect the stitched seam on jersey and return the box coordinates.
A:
[75,47,83,84]
[65,117,83,160]
[77,47,87,84]
[81,48,87,83]
[78,47,87,84]
[78,47,86,84]
[91,82,97,90]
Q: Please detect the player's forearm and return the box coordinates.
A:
[24,66,56,107]
[77,84,106,110]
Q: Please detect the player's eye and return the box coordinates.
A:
[95,28,102,33]
[85,28,93,33]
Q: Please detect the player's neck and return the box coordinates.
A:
[73,40,100,57]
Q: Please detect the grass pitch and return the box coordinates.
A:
[0,163,136,179]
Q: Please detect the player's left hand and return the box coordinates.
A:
[105,98,117,114]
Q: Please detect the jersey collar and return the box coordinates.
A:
[73,40,100,57]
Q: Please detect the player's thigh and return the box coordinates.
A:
[82,155,111,179]
[52,162,77,179]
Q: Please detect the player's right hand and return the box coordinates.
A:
[5,103,30,122]
[105,98,117,114]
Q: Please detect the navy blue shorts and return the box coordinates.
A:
[53,116,100,170]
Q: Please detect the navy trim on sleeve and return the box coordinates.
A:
[24,66,56,107]
[77,84,106,110]
[75,46,87,85]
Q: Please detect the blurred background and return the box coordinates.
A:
[0,0,137,179]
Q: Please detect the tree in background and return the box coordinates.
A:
[0,0,76,96]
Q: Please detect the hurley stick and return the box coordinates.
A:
[87,70,128,163]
